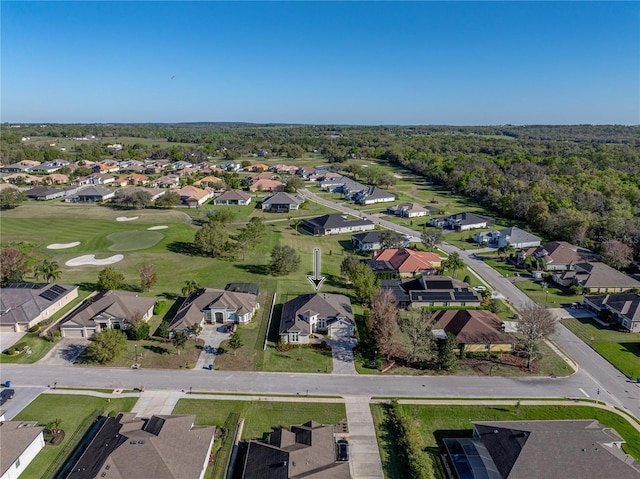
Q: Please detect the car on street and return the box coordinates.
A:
[336,439,349,462]
[473,286,487,292]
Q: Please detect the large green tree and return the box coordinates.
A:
[399,308,435,364]
[97,266,125,292]
[85,329,128,364]
[270,245,301,276]
[0,247,29,286]
[194,222,233,257]
[0,188,26,209]
[351,263,380,305]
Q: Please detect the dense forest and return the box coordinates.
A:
[2,123,639,259]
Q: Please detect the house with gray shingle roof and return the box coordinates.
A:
[261,192,304,212]
[354,186,396,205]
[242,420,350,479]
[279,293,354,343]
[430,212,494,231]
[0,283,78,333]
[169,287,259,331]
[214,189,252,206]
[387,202,431,218]
[584,293,640,332]
[553,262,640,294]
[302,214,374,236]
[474,226,541,249]
[59,290,156,338]
[442,420,640,479]
[64,186,114,203]
[64,413,215,479]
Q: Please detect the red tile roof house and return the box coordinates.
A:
[431,309,516,354]
[249,179,284,192]
[373,248,442,277]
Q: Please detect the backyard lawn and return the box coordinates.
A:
[561,316,640,379]
[371,402,640,479]
[13,394,137,479]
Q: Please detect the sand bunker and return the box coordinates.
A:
[147,226,168,230]
[47,242,81,250]
[66,254,124,266]
[116,216,139,222]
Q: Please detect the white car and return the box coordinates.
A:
[473,286,487,292]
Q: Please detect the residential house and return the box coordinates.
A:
[63,413,215,479]
[296,166,317,178]
[2,173,41,185]
[112,177,129,188]
[279,293,354,344]
[261,192,304,212]
[24,186,79,201]
[47,173,70,184]
[474,226,542,249]
[354,186,396,205]
[153,174,180,188]
[370,248,442,277]
[302,214,375,236]
[91,163,119,174]
[169,287,260,331]
[59,290,156,338]
[381,275,482,309]
[442,420,640,479]
[249,172,276,182]
[0,283,78,333]
[0,184,20,193]
[128,187,165,202]
[530,241,599,271]
[126,173,149,186]
[172,160,194,170]
[584,293,640,332]
[553,262,640,293]
[176,185,214,206]
[430,212,494,231]
[194,176,225,188]
[65,186,114,202]
[221,161,242,172]
[0,421,45,479]
[387,202,431,218]
[214,189,252,206]
[431,309,515,353]
[83,173,116,185]
[29,160,69,173]
[351,231,410,252]
[249,179,284,192]
[246,163,269,172]
[271,164,299,174]
[0,163,32,174]
[242,420,350,479]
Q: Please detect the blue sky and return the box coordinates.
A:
[2,1,638,125]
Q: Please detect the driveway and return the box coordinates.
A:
[0,332,26,353]
[0,387,48,420]
[38,338,90,366]
[328,337,357,375]
[344,396,384,479]
[194,324,231,370]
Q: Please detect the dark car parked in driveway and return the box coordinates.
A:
[0,388,15,406]
[337,439,349,462]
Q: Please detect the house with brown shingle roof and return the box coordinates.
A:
[249,178,284,192]
[59,291,156,338]
[64,413,215,479]
[0,421,45,479]
[169,287,260,331]
[193,175,225,188]
[431,309,515,353]
[372,248,442,277]
[213,189,252,206]
[533,241,599,271]
[242,420,350,479]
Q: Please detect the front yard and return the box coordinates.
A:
[561,316,640,379]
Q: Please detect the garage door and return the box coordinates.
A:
[0,325,16,333]
[63,329,84,338]
[330,322,353,338]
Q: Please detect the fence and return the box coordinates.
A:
[208,413,240,479]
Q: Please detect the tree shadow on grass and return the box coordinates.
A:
[234,263,270,275]
[143,344,170,355]
[167,241,200,256]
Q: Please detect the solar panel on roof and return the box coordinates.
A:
[39,285,67,302]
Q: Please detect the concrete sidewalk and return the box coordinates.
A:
[344,396,384,479]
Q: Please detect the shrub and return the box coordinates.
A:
[28,325,40,333]
[13,342,28,352]
[153,300,167,315]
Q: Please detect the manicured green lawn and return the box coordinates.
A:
[371,403,640,479]
[514,280,583,307]
[561,316,640,379]
[173,398,347,439]
[262,345,333,373]
[13,394,137,479]
[106,230,165,251]
[481,256,524,278]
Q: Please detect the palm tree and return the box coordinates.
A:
[443,252,464,279]
[497,245,515,260]
[181,280,200,298]
[34,259,61,283]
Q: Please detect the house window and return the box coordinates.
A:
[291,332,299,342]
[484,343,490,350]
[15,458,20,468]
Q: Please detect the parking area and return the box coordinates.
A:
[194,324,232,370]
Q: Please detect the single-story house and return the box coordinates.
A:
[59,291,156,338]
[302,214,374,236]
[442,420,640,479]
[279,293,354,344]
[193,176,225,188]
[126,173,149,186]
[473,226,541,249]
[381,275,482,309]
[24,186,79,201]
[243,420,350,479]
[319,175,364,194]
[0,421,45,479]
[387,203,431,218]
[176,185,214,206]
[531,241,599,271]
[63,413,215,479]
[584,293,640,332]
[92,163,119,174]
[354,186,396,205]
[261,192,304,212]
[1,163,33,174]
[29,160,69,173]
[430,212,494,231]
[0,283,78,333]
[249,179,284,192]
[296,166,317,178]
[65,186,114,202]
[112,177,129,188]
[169,287,260,331]
[431,309,515,353]
[553,262,640,293]
[172,160,194,169]
[153,174,180,188]
[213,189,252,206]
[371,248,442,277]
[351,230,410,252]
[248,172,275,182]
[47,173,70,184]
[246,162,269,172]
[82,174,116,186]
[270,164,298,174]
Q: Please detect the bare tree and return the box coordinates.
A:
[368,289,401,364]
[603,240,633,270]
[399,308,435,364]
[517,303,556,369]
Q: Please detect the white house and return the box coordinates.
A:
[0,421,45,479]
[473,226,541,249]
